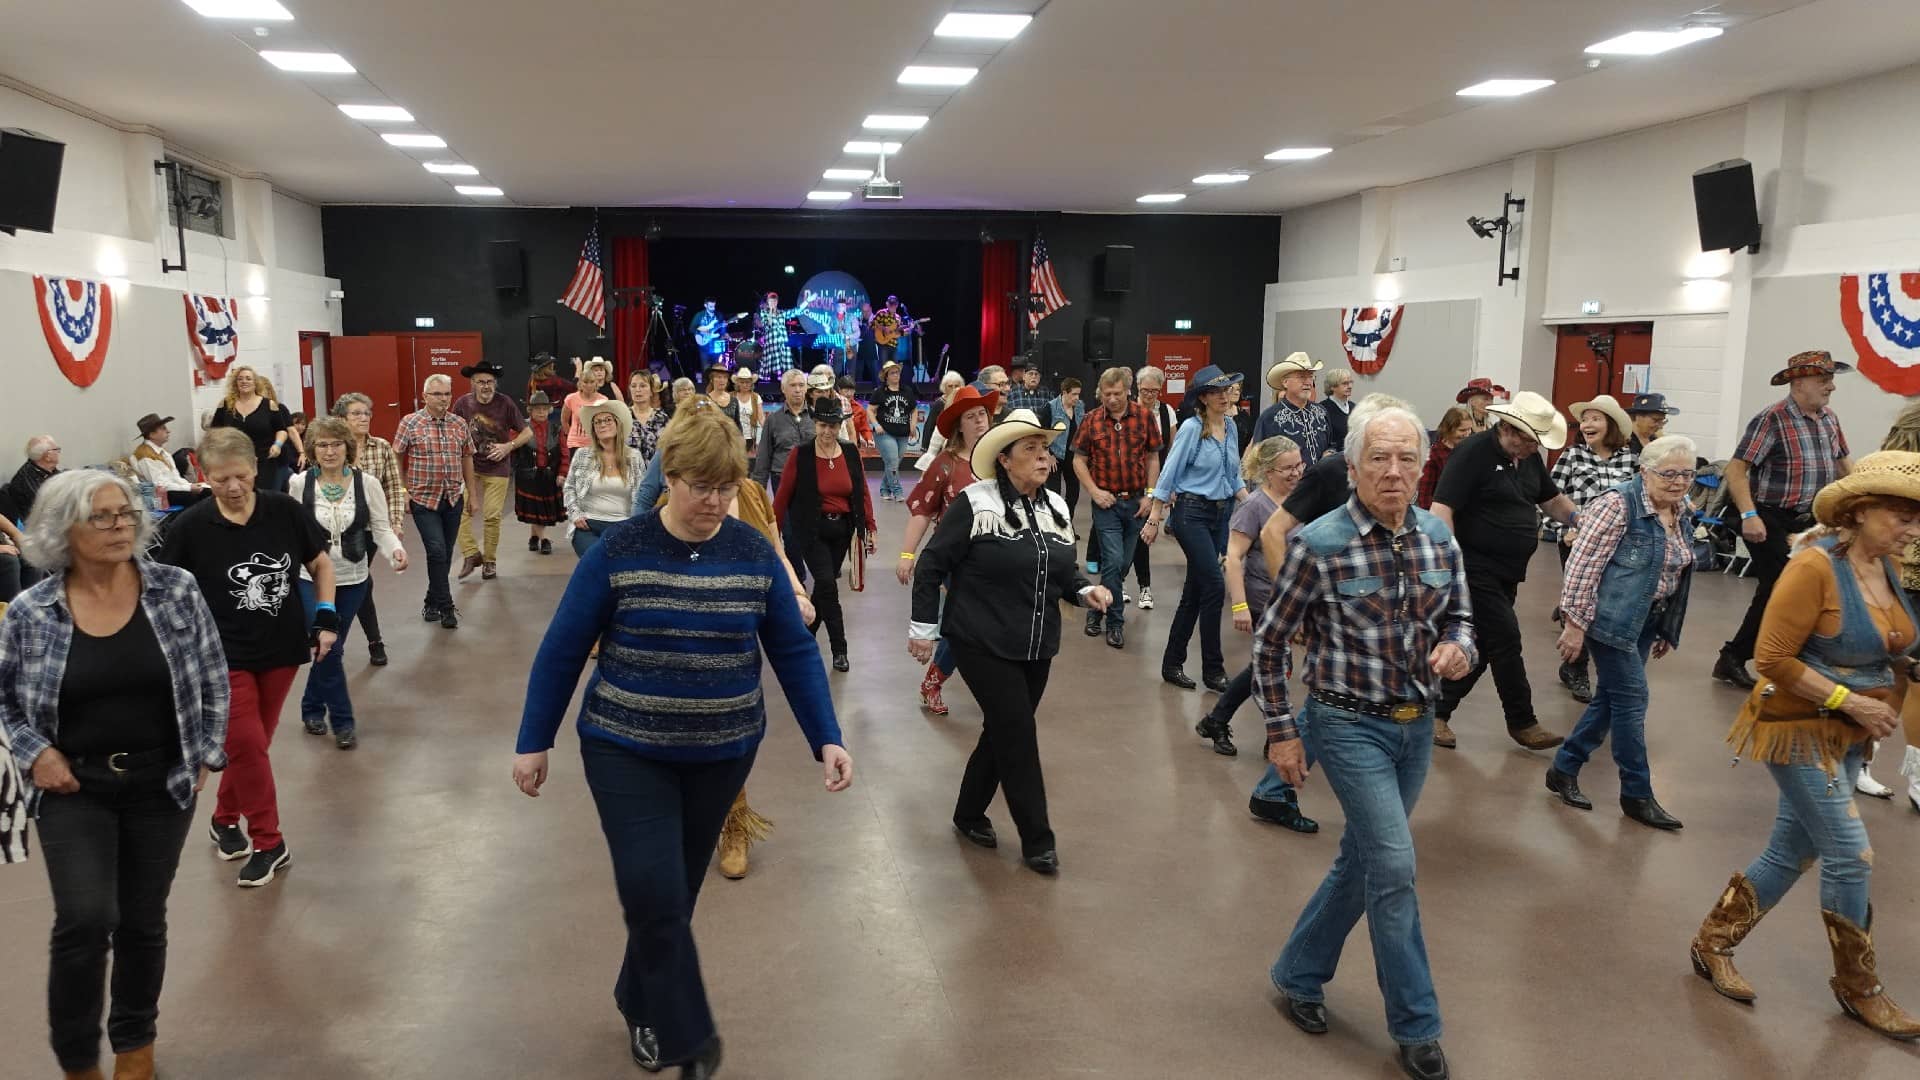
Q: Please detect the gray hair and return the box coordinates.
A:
[977,364,1007,384]
[423,374,452,393]
[1134,366,1164,388]
[782,369,809,388]
[671,377,696,397]
[1352,393,1410,417]
[1345,406,1429,470]
[1638,434,1697,471]
[21,470,151,573]
[332,392,373,417]
[1323,368,1355,391]
[197,427,257,472]
[26,435,57,460]
[939,370,965,391]
[1242,435,1300,483]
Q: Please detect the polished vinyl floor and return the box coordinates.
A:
[1,493,1918,1080]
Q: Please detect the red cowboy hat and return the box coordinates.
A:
[936,385,1001,438]
[1455,377,1508,404]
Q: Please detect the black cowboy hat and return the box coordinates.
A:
[460,360,507,380]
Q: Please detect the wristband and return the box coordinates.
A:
[899,552,916,559]
[1741,510,1758,520]
[314,601,336,613]
[1231,602,1249,612]
[1823,685,1850,711]
[311,607,342,635]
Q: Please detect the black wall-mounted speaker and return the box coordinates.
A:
[0,128,66,234]
[1084,317,1115,361]
[1042,338,1070,373]
[1692,159,1761,253]
[488,240,525,291]
[1098,244,1134,292]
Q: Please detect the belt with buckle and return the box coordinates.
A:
[74,747,176,775]
[822,512,848,520]
[1310,689,1427,723]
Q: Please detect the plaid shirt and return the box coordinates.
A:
[1733,397,1849,513]
[1072,401,1163,493]
[392,409,475,509]
[1252,497,1477,744]
[1547,443,1638,539]
[1005,384,1053,415]
[1,562,230,820]
[356,435,406,534]
[1559,484,1692,631]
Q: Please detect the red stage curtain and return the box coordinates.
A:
[611,236,650,384]
[979,239,1019,373]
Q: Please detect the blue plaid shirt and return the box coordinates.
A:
[2,560,230,816]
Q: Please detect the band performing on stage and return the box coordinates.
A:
[654,287,937,384]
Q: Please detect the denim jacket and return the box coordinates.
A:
[1047,395,1083,459]
[1794,534,1918,695]
[1586,476,1695,650]
[1,560,230,815]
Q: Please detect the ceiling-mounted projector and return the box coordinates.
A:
[862,178,903,200]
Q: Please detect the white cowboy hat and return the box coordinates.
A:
[1484,390,1568,451]
[971,408,1066,481]
[1568,394,1633,444]
[1265,351,1323,389]
[730,367,756,382]
[580,399,633,447]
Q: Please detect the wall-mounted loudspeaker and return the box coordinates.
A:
[489,240,525,292]
[1098,244,1134,293]
[1084,317,1114,361]
[1692,159,1761,253]
[0,128,66,235]
[1042,338,1070,373]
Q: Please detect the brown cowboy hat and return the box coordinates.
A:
[1455,377,1507,404]
[1769,349,1854,387]
[936,385,1001,438]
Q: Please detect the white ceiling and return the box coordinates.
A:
[4,0,1918,212]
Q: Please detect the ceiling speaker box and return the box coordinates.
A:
[489,240,525,291]
[1098,245,1134,293]
[1692,159,1761,253]
[0,128,65,234]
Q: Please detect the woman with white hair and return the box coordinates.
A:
[917,370,968,465]
[1,470,230,1078]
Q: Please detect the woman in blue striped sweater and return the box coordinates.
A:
[513,417,853,1079]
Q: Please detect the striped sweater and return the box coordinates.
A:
[516,511,842,762]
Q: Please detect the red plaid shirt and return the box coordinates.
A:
[1732,397,1848,513]
[1072,401,1163,494]
[392,409,474,509]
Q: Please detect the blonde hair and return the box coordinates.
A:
[1242,435,1299,484]
[588,408,634,486]
[581,359,613,388]
[220,365,263,412]
[305,417,358,467]
[1882,401,1920,453]
[198,427,258,473]
[659,407,748,485]
[254,374,282,405]
[1098,366,1131,390]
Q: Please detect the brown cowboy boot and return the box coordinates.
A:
[1824,908,1920,1040]
[63,1067,104,1080]
[112,1044,155,1080]
[1690,872,1770,1002]
[716,791,772,881]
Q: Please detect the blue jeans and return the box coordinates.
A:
[1273,701,1440,1046]
[876,432,905,499]
[1163,497,1232,675]
[409,499,464,611]
[1552,618,1658,798]
[298,579,368,734]
[1092,498,1146,627]
[1742,744,1871,925]
[572,517,625,558]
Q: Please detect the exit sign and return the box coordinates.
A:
[1580,300,1602,315]
[1173,319,1193,330]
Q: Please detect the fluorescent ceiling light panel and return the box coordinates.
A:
[422,162,479,175]
[806,191,854,202]
[1456,79,1554,97]
[1136,193,1186,204]
[823,168,874,181]
[898,65,978,87]
[382,133,447,148]
[258,50,355,73]
[338,104,414,122]
[1265,146,1332,161]
[454,185,504,197]
[844,141,903,155]
[181,0,294,18]
[934,13,1032,39]
[1193,173,1250,184]
[862,114,929,131]
[1585,27,1723,56]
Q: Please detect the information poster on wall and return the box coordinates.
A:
[1146,333,1211,406]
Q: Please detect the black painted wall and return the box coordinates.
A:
[320,206,1280,394]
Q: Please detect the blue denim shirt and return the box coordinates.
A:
[1046,395,1083,459]
[631,452,666,516]
[1152,416,1246,504]
[1,560,230,815]
[1585,476,1696,650]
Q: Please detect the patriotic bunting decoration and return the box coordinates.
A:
[184,293,240,381]
[1840,271,1920,395]
[33,276,115,388]
[1338,304,1402,375]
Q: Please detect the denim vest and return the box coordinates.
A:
[1793,534,1918,694]
[1586,476,1695,650]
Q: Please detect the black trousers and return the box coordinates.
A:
[803,515,855,653]
[356,575,383,646]
[1047,454,1080,520]
[950,642,1055,856]
[36,776,195,1072]
[1437,569,1537,732]
[1725,504,1803,663]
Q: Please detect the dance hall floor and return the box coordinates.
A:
[0,494,1915,1079]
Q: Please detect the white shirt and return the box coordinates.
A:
[132,440,196,493]
[287,471,403,587]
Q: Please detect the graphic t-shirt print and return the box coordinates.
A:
[228,552,293,614]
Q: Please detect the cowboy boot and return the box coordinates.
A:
[716,791,772,881]
[1690,872,1771,1002]
[1902,745,1920,814]
[112,1045,155,1080]
[63,1068,104,1080]
[1824,908,1920,1040]
[919,664,950,716]
[1856,741,1894,798]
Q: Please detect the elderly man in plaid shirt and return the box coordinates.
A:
[1713,349,1855,689]
[1254,404,1473,1080]
[393,374,480,629]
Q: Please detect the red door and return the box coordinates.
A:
[1550,323,1653,465]
[327,335,407,442]
[1147,334,1212,408]
[298,331,329,417]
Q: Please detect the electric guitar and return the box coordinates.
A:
[693,313,747,349]
[872,315,932,347]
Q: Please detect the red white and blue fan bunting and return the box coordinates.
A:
[33,276,115,388]
[1841,272,1920,395]
[184,293,240,380]
[1338,304,1402,375]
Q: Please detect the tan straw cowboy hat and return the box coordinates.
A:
[1265,351,1322,390]
[971,408,1066,481]
[1568,394,1633,444]
[1811,451,1920,526]
[1484,390,1569,451]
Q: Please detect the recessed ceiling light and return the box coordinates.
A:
[258,50,355,73]
[1193,173,1250,185]
[338,104,414,122]
[844,141,903,155]
[1456,79,1555,98]
[823,168,874,181]
[863,114,929,131]
[898,65,978,87]
[807,191,854,202]
[1137,194,1186,204]
[1585,27,1723,56]
[382,133,447,148]
[1265,147,1332,161]
[181,0,293,18]
[454,185,504,197]
[423,162,479,175]
[934,13,1032,40]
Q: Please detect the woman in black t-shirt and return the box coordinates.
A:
[205,365,296,492]
[870,360,918,502]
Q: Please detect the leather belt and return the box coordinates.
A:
[73,747,176,775]
[1310,689,1427,723]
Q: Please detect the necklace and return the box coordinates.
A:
[1848,557,1906,647]
[320,480,347,502]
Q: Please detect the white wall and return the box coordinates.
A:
[0,82,340,468]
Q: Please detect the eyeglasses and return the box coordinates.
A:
[678,479,741,503]
[312,440,348,452]
[1647,468,1696,484]
[1275,462,1307,477]
[86,509,143,530]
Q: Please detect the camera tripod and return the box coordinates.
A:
[612,286,691,380]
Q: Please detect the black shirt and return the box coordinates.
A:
[58,603,178,757]
[158,493,329,671]
[872,387,916,438]
[1282,454,1352,528]
[1431,427,1558,581]
[211,399,289,464]
[911,482,1091,661]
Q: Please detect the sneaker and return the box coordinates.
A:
[528,536,540,552]
[302,714,326,736]
[458,553,483,580]
[1137,587,1154,610]
[236,842,290,887]
[209,821,250,861]
[539,538,553,555]
[421,604,442,622]
[335,730,358,750]
[1123,591,1132,605]
[481,562,498,580]
[440,605,459,630]
[1558,662,1594,704]
[367,641,388,667]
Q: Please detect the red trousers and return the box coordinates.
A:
[215,667,297,849]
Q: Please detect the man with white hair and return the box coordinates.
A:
[752,369,816,495]
[5,434,61,522]
[392,374,480,629]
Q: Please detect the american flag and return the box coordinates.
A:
[559,220,606,328]
[1029,235,1069,329]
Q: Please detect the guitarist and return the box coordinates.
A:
[869,295,927,379]
[691,298,728,364]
